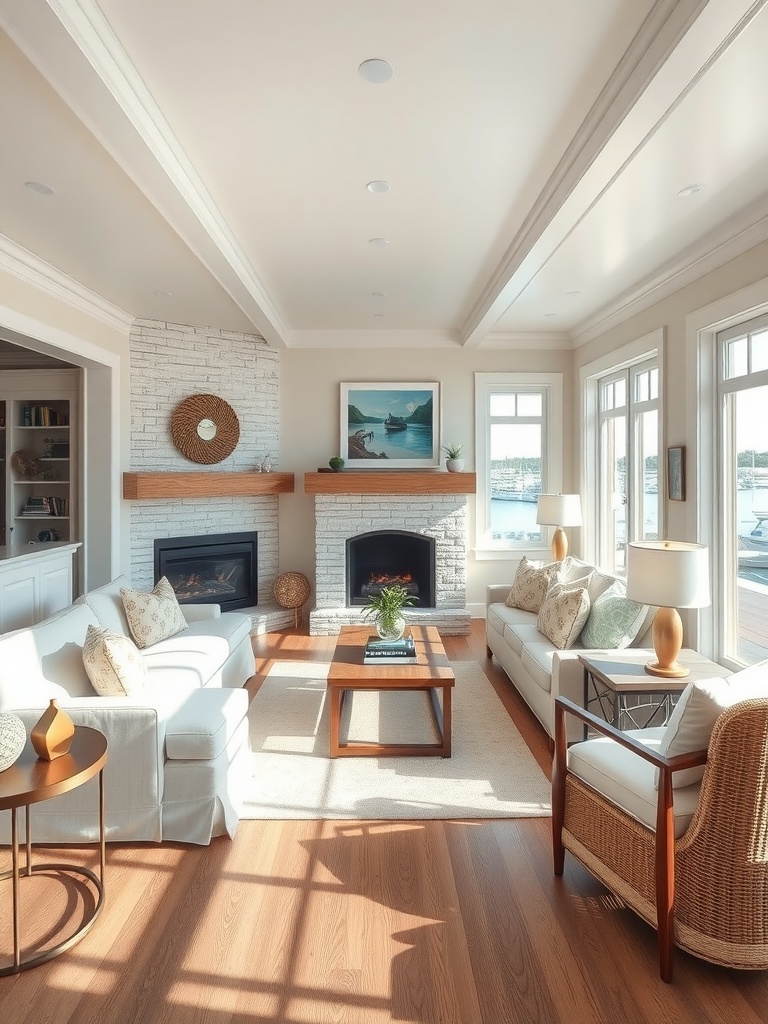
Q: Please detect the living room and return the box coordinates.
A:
[2,2,768,1021]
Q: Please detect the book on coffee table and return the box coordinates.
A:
[363,634,417,664]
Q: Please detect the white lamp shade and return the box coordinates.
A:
[536,493,582,527]
[626,541,710,608]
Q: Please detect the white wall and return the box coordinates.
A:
[279,346,573,609]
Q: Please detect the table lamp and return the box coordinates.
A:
[536,494,582,561]
[626,541,710,678]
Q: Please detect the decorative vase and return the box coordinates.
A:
[31,699,75,761]
[0,713,26,772]
[261,453,272,473]
[376,615,406,641]
[446,458,465,473]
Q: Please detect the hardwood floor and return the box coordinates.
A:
[1,622,766,1023]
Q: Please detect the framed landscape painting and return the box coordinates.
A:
[340,382,440,469]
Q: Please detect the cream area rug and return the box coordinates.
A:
[240,660,552,820]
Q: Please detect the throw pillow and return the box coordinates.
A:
[82,624,147,696]
[536,579,591,650]
[580,583,648,650]
[657,665,768,788]
[505,557,557,613]
[120,576,188,650]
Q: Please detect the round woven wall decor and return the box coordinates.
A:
[11,449,43,479]
[171,394,240,464]
[274,572,311,627]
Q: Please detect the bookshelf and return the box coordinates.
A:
[2,371,78,547]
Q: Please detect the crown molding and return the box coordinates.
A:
[482,331,571,350]
[0,233,133,334]
[46,0,289,348]
[570,195,768,347]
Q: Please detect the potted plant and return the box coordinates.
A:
[363,583,416,640]
[329,456,345,472]
[441,442,465,473]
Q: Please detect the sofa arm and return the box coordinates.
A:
[486,584,512,609]
[182,603,222,622]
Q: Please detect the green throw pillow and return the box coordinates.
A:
[580,584,647,649]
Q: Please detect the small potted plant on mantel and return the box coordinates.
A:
[441,442,464,473]
[363,583,416,640]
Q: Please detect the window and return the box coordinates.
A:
[589,355,660,574]
[717,313,768,664]
[475,373,563,556]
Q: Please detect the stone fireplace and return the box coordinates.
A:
[154,531,258,613]
[346,530,435,607]
[308,479,472,635]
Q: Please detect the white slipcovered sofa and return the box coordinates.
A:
[0,575,255,845]
[486,555,654,742]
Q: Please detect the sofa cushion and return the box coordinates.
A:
[536,580,591,650]
[504,621,546,656]
[520,641,556,693]
[580,583,648,650]
[656,662,768,789]
[568,728,699,838]
[76,574,133,635]
[121,577,188,650]
[560,557,615,605]
[505,557,556,613]
[140,612,252,689]
[165,687,250,760]
[82,624,147,697]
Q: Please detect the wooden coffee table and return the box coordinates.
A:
[327,625,455,758]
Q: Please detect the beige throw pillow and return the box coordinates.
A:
[120,576,188,650]
[82,624,147,696]
[505,557,557,613]
[536,580,591,650]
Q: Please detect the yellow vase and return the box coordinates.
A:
[31,699,75,760]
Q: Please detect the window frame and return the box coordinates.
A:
[474,372,563,560]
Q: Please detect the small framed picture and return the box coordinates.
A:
[667,445,686,501]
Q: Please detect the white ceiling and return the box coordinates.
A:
[1,0,767,350]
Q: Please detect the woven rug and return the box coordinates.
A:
[240,660,551,820]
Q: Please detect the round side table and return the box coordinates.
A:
[0,726,108,975]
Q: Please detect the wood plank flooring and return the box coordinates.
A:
[1,622,766,1023]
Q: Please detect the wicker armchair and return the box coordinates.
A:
[552,695,768,981]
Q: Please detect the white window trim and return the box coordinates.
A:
[474,371,563,561]
[689,275,768,666]
[580,329,664,567]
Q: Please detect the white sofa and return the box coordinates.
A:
[0,575,255,845]
[486,556,654,743]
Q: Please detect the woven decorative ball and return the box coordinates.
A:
[273,572,311,627]
[0,713,26,772]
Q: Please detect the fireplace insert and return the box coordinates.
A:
[346,529,435,607]
[154,532,258,612]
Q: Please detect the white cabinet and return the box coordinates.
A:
[0,543,80,632]
[2,370,78,548]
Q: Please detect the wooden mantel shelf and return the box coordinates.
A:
[304,471,476,495]
[123,471,294,499]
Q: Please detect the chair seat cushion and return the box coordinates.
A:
[567,728,700,838]
[165,687,250,760]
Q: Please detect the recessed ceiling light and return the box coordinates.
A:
[678,183,705,198]
[373,312,386,319]
[368,237,388,248]
[366,180,391,194]
[358,59,393,84]
[372,291,387,299]
[153,290,172,297]
[24,181,55,196]
[544,312,556,318]
[565,289,581,297]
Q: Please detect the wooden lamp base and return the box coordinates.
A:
[646,606,690,678]
[550,527,568,562]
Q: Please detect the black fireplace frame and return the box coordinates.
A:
[345,529,436,608]
[154,531,258,612]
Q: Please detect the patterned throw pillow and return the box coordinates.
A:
[505,557,557,613]
[536,580,591,650]
[580,584,648,650]
[82,624,147,696]
[120,577,188,650]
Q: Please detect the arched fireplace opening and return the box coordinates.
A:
[346,530,436,608]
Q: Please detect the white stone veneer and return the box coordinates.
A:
[310,493,471,635]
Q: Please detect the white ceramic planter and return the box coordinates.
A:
[446,458,465,473]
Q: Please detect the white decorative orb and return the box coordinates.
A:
[0,713,26,772]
